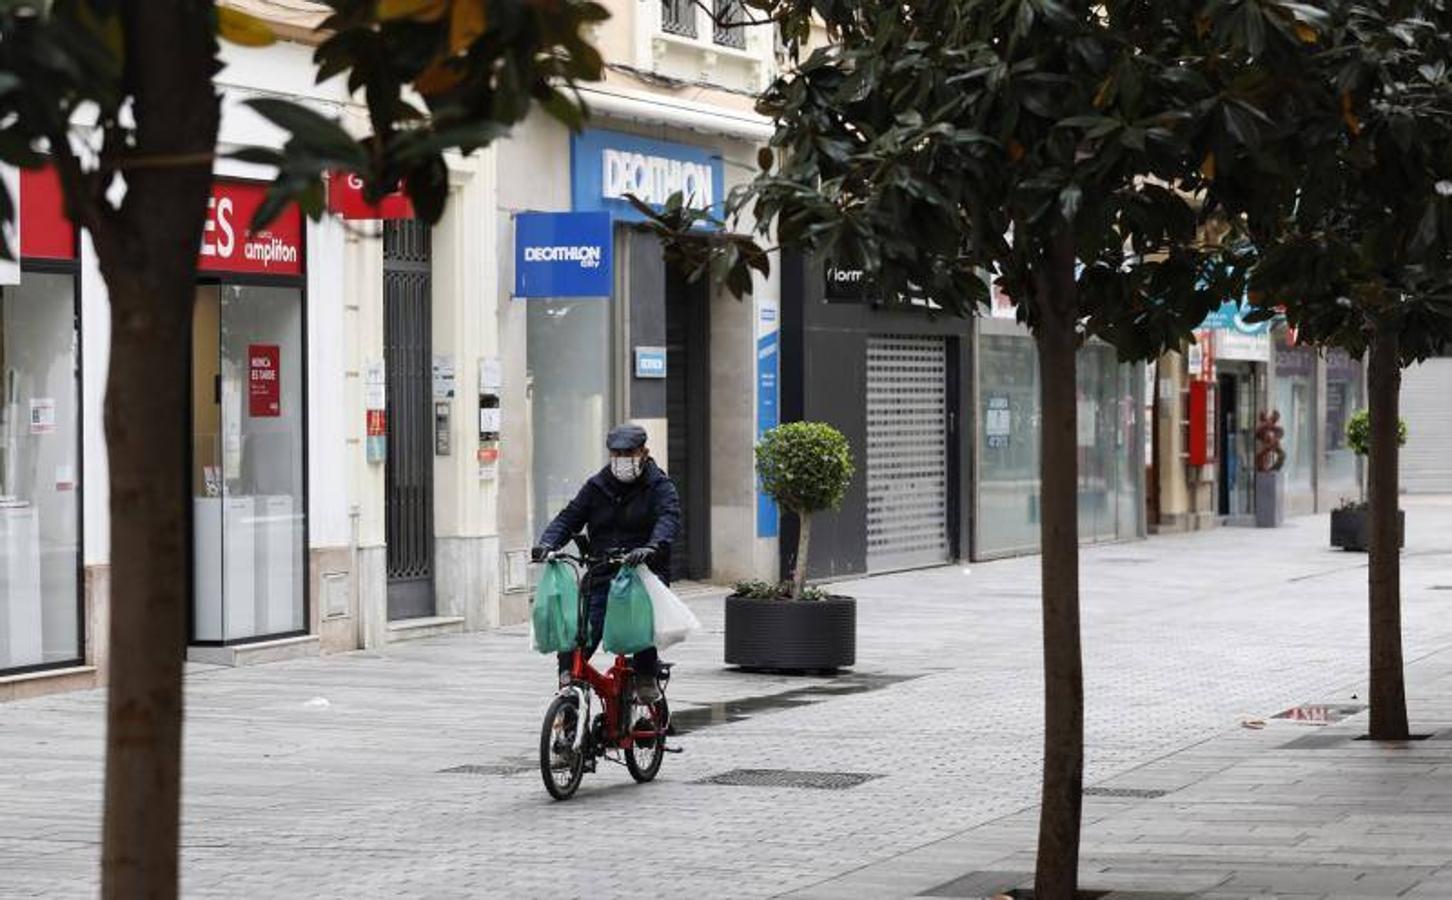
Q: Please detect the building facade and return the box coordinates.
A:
[2,0,782,698]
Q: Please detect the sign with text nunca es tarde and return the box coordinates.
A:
[514,211,613,298]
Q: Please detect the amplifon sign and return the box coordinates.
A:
[571,129,724,224]
[198,180,303,277]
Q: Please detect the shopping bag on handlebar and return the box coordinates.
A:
[530,561,579,654]
[602,566,655,655]
[636,567,701,650]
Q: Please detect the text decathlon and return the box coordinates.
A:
[523,244,605,268]
[601,149,714,207]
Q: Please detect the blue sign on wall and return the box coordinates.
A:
[514,211,613,298]
[1198,298,1274,335]
[571,129,725,224]
[755,331,779,539]
[634,347,667,379]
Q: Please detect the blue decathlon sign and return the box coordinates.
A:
[755,330,779,539]
[570,129,725,224]
[514,211,613,298]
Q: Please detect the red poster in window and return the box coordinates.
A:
[20,165,76,260]
[248,344,281,417]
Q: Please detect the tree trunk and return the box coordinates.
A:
[1033,235,1084,900]
[791,512,812,598]
[94,5,221,898]
[1366,318,1409,741]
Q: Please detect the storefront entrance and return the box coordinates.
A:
[383,220,436,620]
[665,266,710,582]
[1217,365,1257,519]
[188,180,307,647]
[865,335,951,571]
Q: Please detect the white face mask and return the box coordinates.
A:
[611,456,643,483]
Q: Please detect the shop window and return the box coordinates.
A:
[1,271,81,672]
[527,297,612,541]
[191,284,306,643]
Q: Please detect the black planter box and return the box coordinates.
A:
[724,595,856,672]
[1331,508,1406,552]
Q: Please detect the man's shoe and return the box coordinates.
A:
[633,677,661,703]
[558,670,572,689]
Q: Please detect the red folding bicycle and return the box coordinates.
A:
[537,548,674,801]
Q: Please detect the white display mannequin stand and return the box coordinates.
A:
[193,496,258,642]
[1,500,44,668]
[257,494,296,633]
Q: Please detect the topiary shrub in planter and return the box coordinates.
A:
[1332,409,1407,551]
[725,422,856,672]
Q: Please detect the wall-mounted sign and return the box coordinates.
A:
[247,344,281,417]
[198,180,304,276]
[514,211,612,298]
[985,394,1011,448]
[1199,299,1271,362]
[824,263,869,303]
[28,398,55,435]
[634,347,667,379]
[327,171,414,220]
[432,355,456,400]
[755,330,779,538]
[571,129,724,224]
[364,360,386,464]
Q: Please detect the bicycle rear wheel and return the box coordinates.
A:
[625,699,667,783]
[540,694,586,800]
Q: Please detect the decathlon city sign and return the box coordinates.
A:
[514,211,613,298]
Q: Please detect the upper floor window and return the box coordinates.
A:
[713,0,747,50]
[662,0,696,38]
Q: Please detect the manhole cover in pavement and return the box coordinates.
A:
[1272,703,1366,725]
[1083,786,1168,799]
[693,768,882,790]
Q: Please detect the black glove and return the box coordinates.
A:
[531,545,553,563]
[623,546,655,567]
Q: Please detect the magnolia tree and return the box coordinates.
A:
[0,2,606,896]
[645,1,1329,895]
[1245,0,1452,741]
[755,421,855,599]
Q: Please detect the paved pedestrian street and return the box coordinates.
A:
[5,499,1452,899]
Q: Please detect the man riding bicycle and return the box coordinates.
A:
[532,423,680,702]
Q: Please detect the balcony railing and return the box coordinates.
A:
[713,0,746,49]
[662,0,696,38]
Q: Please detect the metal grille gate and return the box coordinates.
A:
[865,336,950,572]
[384,221,435,620]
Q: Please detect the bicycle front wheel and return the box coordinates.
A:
[540,693,586,800]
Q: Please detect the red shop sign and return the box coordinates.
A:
[20,166,76,261]
[327,171,414,221]
[248,344,282,417]
[199,180,303,276]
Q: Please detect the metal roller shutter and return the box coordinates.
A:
[866,336,950,572]
[1400,357,1452,494]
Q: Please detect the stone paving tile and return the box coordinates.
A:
[3,500,1452,898]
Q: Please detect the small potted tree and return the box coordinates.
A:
[725,422,856,672]
[1331,408,1407,551]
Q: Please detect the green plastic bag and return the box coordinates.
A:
[602,566,655,655]
[531,561,580,654]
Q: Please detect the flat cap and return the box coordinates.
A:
[606,423,649,451]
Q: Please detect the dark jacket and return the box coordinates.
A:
[540,458,682,587]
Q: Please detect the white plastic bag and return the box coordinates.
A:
[637,567,701,650]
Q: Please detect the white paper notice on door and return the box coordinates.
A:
[29,398,56,435]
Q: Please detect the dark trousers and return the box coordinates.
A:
[557,582,658,677]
